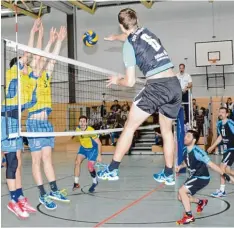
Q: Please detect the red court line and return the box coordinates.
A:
[94,183,165,227]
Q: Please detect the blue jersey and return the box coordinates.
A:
[123,27,174,77]
[217,119,234,152]
[183,145,210,179]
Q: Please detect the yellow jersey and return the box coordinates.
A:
[28,71,52,115]
[75,126,98,148]
[2,64,37,113]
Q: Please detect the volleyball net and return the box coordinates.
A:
[3,39,161,139]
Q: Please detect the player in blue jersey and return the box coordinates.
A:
[208,107,234,197]
[98,8,182,184]
[175,130,233,225]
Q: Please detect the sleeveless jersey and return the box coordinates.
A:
[1,64,37,116]
[127,27,174,77]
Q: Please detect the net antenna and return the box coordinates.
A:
[14,0,22,138]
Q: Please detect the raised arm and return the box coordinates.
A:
[38,27,57,72]
[106,39,136,88]
[31,22,43,76]
[45,26,67,77]
[104,34,127,42]
[20,18,41,66]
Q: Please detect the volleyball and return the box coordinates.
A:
[83,30,98,47]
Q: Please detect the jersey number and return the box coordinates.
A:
[140,34,161,52]
[44,80,48,88]
[221,128,226,137]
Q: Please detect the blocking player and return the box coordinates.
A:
[26,24,69,210]
[1,19,41,218]
[98,8,182,185]
[73,116,102,193]
[207,107,234,197]
[175,130,233,225]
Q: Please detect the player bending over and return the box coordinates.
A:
[1,19,43,218]
[26,23,69,210]
[207,107,234,197]
[98,8,182,185]
[175,130,233,225]
[73,116,102,193]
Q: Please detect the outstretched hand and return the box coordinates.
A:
[57,26,67,41]
[175,166,180,173]
[49,27,57,44]
[106,75,119,87]
[32,18,41,33]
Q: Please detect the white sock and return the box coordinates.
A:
[93,177,97,184]
[220,185,225,192]
[74,176,79,184]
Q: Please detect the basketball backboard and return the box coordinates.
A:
[195,40,233,67]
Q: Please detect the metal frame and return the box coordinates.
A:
[140,0,155,8]
[205,65,225,89]
[42,1,74,15]
[1,1,50,18]
[3,40,9,137]
[68,0,97,14]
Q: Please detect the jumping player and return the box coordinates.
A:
[73,116,102,193]
[1,19,41,218]
[207,107,234,197]
[175,130,233,225]
[98,8,182,185]
[26,24,69,210]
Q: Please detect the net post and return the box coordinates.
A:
[177,106,186,173]
[67,11,77,103]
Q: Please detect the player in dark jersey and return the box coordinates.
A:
[176,130,233,225]
[97,8,182,185]
[208,107,234,197]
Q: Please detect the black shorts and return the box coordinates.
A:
[222,150,234,167]
[134,76,182,119]
[184,176,210,196]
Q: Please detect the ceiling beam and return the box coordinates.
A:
[1,1,40,18]
[68,0,97,15]
[42,1,74,15]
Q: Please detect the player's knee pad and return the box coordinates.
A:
[87,161,95,172]
[5,153,18,179]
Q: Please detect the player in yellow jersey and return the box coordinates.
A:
[26,24,69,210]
[1,19,41,218]
[73,116,102,193]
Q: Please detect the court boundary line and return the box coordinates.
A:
[94,183,165,227]
[35,187,231,225]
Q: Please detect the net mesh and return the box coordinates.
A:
[3,39,158,138]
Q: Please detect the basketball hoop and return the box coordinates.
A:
[209,58,217,65]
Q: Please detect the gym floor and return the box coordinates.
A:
[1,151,234,227]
